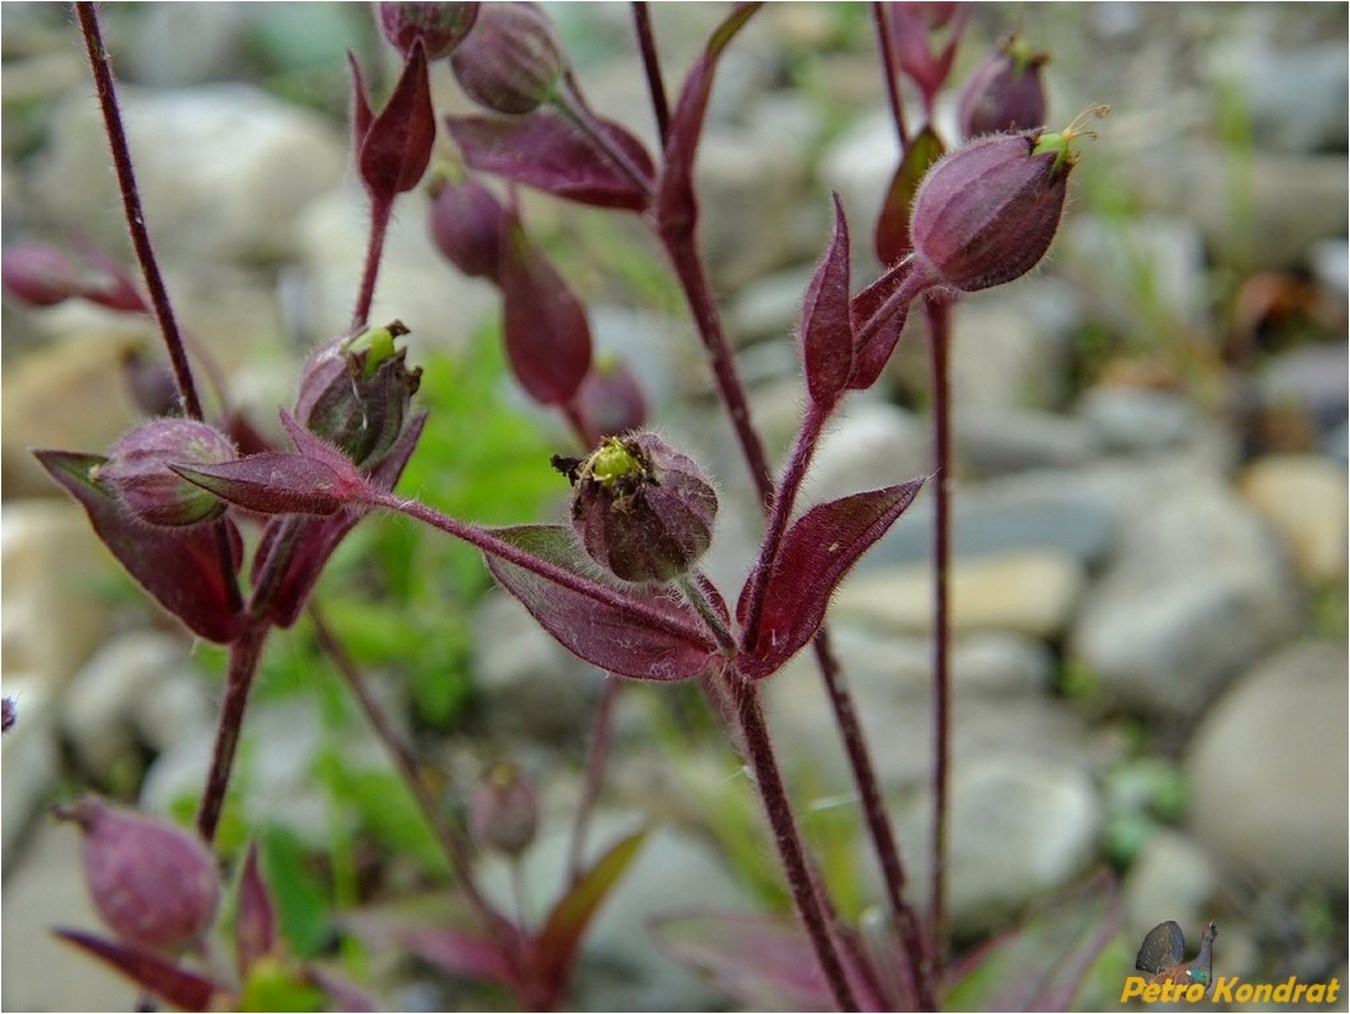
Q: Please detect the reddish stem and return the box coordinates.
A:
[631,3,671,146]
[728,670,860,1011]
[925,296,953,971]
[75,2,202,422]
[352,195,393,329]
[564,676,620,885]
[196,621,270,843]
[872,3,909,151]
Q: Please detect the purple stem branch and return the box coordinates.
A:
[657,233,776,508]
[366,491,714,650]
[924,297,953,971]
[196,620,270,843]
[728,670,859,1012]
[631,3,671,146]
[872,3,909,151]
[564,676,620,885]
[75,2,202,422]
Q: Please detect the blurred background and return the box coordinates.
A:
[2,3,1345,1010]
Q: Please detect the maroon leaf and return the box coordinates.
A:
[404,927,519,989]
[172,453,364,517]
[358,42,435,199]
[34,450,242,644]
[534,829,647,990]
[251,413,426,629]
[652,912,834,1011]
[347,52,374,152]
[654,3,762,240]
[875,123,945,265]
[498,212,592,406]
[801,193,854,410]
[234,844,277,980]
[737,480,926,680]
[848,263,916,391]
[54,929,222,1011]
[483,525,719,681]
[943,870,1120,1011]
[446,112,654,212]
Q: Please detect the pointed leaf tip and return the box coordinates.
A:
[801,193,854,408]
[738,479,926,679]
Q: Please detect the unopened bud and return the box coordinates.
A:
[95,419,237,527]
[910,107,1104,293]
[56,798,220,953]
[575,357,647,439]
[1,245,82,307]
[449,3,567,115]
[379,2,479,60]
[957,34,1049,138]
[470,762,538,857]
[294,321,422,469]
[121,345,182,418]
[428,174,506,281]
[559,432,717,584]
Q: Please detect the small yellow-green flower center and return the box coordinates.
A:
[589,437,643,486]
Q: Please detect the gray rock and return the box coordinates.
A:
[1239,454,1348,586]
[888,756,1103,936]
[1069,476,1301,717]
[798,400,929,511]
[946,279,1084,413]
[1123,830,1221,946]
[727,265,815,345]
[1310,239,1348,299]
[766,654,1109,796]
[1,502,117,691]
[1059,214,1210,339]
[33,84,345,264]
[864,464,1129,571]
[472,591,601,743]
[62,632,195,778]
[1257,343,1349,444]
[1185,641,1348,889]
[835,548,1086,641]
[293,184,497,353]
[955,406,1100,476]
[0,678,59,861]
[1077,386,1203,454]
[1205,31,1348,153]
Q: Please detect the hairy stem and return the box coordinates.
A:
[730,671,859,1011]
[196,621,269,843]
[352,195,393,329]
[658,233,776,507]
[925,297,953,970]
[631,3,671,146]
[75,2,202,421]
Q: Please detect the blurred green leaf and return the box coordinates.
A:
[260,826,333,960]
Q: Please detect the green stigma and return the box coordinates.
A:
[589,436,643,486]
[350,320,410,378]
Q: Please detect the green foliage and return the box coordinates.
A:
[259,825,334,960]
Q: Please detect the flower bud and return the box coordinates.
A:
[470,762,539,857]
[56,798,220,953]
[560,432,717,584]
[95,419,237,527]
[910,107,1103,293]
[294,321,422,470]
[449,3,567,115]
[428,173,506,281]
[957,35,1049,138]
[121,345,182,418]
[1,245,83,307]
[2,696,15,733]
[575,357,647,439]
[378,2,479,60]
